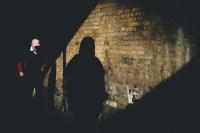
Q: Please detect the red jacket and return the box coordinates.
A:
[17,48,49,76]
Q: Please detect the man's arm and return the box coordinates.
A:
[40,53,50,72]
[40,64,49,72]
[17,63,24,77]
[17,48,27,77]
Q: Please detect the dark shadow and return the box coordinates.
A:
[45,62,56,111]
[100,54,200,133]
[2,0,200,133]
[2,1,99,132]
[141,0,200,48]
[64,37,106,133]
[15,52,69,133]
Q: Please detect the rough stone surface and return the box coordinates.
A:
[52,0,196,110]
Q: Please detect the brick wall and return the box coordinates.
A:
[54,0,196,109]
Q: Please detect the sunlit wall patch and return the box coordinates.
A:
[52,0,197,116]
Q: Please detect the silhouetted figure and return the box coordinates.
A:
[65,37,106,132]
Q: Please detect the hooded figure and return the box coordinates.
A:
[65,36,106,132]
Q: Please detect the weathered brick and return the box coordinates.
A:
[53,0,195,111]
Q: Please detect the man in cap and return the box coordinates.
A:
[17,38,49,109]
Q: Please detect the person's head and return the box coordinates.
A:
[79,36,95,57]
[31,38,40,52]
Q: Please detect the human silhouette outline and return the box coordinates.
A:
[65,36,106,132]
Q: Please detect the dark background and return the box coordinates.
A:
[1,0,200,132]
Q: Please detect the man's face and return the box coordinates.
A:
[33,46,40,52]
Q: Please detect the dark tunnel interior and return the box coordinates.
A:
[1,0,200,132]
